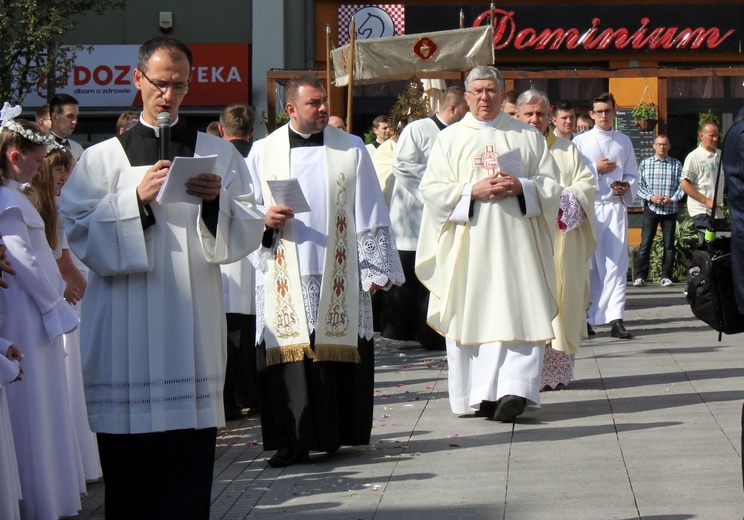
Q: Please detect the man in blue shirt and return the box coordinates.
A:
[634,134,684,287]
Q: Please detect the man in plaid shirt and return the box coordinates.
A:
[633,134,684,287]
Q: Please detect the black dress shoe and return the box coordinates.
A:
[490,395,527,422]
[267,448,309,467]
[587,322,596,336]
[610,319,632,339]
[473,400,498,417]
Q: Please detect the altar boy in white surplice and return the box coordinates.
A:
[416,66,562,423]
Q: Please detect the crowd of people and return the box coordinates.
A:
[0,34,737,519]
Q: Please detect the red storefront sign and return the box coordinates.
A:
[473,9,736,52]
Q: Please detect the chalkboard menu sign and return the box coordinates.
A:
[615,109,656,208]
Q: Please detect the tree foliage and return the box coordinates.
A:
[0,0,125,104]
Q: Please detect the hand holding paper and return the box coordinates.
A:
[267,178,311,213]
[156,154,218,205]
[495,147,525,178]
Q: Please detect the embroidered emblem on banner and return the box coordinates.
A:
[473,144,501,176]
[413,37,437,61]
[325,173,350,337]
[272,233,301,339]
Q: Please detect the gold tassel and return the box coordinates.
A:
[266,343,314,366]
[313,344,361,363]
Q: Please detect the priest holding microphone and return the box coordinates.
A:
[60,36,264,520]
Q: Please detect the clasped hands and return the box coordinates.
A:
[137,160,222,204]
[472,172,523,201]
[650,195,671,205]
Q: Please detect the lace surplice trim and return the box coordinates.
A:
[357,226,405,291]
[540,345,574,390]
[255,226,400,344]
[558,188,587,233]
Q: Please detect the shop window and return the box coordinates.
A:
[729,77,744,99]
[668,77,714,99]
[558,78,606,104]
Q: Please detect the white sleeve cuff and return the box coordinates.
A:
[519,179,541,218]
[450,184,473,223]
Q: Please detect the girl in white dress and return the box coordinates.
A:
[0,233,22,520]
[32,147,102,483]
[0,106,85,519]
[0,336,22,520]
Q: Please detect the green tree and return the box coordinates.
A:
[0,0,125,104]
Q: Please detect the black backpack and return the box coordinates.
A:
[686,236,744,339]
[685,123,744,340]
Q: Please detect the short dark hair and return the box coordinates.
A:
[372,115,389,129]
[50,94,79,114]
[591,92,616,110]
[36,104,50,121]
[553,100,574,117]
[219,104,255,137]
[138,36,193,73]
[503,90,519,105]
[441,86,465,108]
[285,75,324,105]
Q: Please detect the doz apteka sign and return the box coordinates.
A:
[22,44,250,108]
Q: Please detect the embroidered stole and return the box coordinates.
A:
[260,126,361,366]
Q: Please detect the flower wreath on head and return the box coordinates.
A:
[45,140,66,155]
[0,102,56,147]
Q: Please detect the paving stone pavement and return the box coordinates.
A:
[76,284,744,519]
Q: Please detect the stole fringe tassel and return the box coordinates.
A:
[266,344,315,366]
[266,343,361,366]
[314,344,361,364]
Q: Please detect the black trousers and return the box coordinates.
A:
[224,313,259,414]
[257,335,374,453]
[381,250,444,348]
[635,207,677,280]
[97,428,217,520]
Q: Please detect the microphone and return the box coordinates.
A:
[157,111,172,161]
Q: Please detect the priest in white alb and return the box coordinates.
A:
[516,89,596,390]
[416,66,562,422]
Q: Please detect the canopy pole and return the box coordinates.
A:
[346,17,356,133]
[460,9,466,85]
[326,24,332,114]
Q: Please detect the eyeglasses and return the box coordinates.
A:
[592,109,614,116]
[654,142,670,147]
[139,70,190,95]
[467,88,502,98]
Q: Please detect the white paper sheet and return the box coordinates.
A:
[266,178,311,213]
[495,148,525,178]
[155,154,218,205]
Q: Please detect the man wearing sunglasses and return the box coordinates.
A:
[60,36,264,519]
[574,92,639,340]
